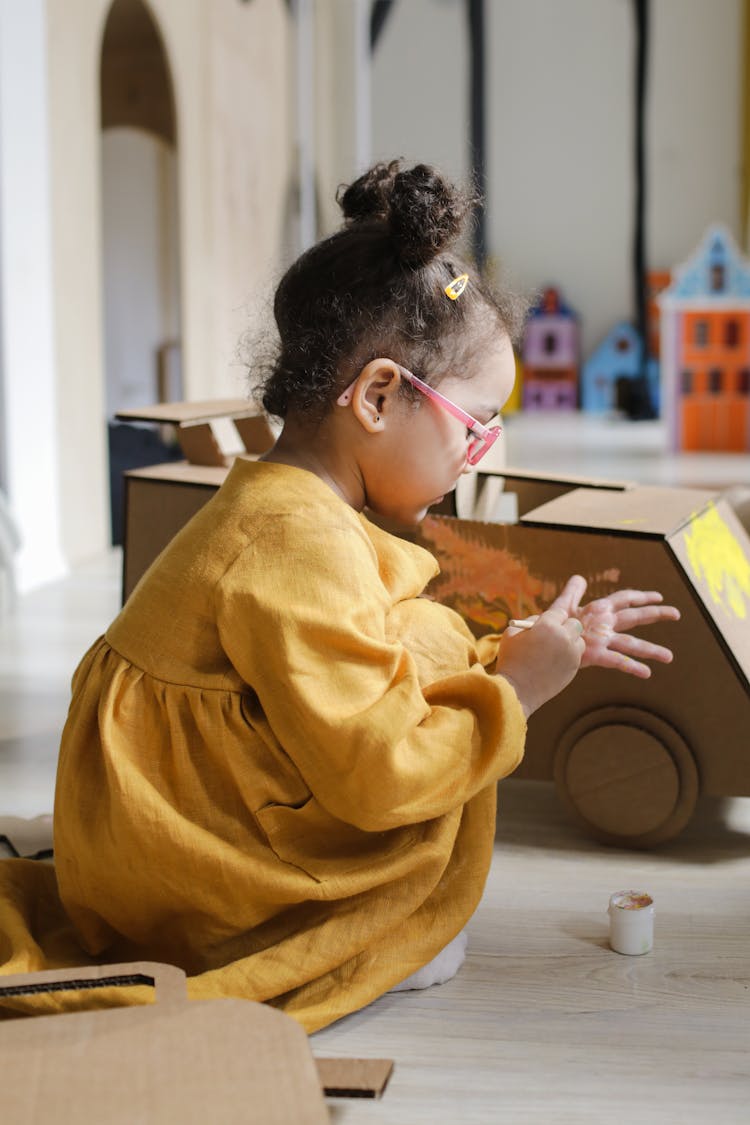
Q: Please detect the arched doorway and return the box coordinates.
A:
[100,0,182,544]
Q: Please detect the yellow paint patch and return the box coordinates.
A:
[683,504,750,620]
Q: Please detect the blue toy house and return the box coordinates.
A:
[581,321,659,415]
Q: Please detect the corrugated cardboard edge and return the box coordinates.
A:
[315,1057,394,1099]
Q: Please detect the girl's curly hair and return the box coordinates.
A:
[258,160,527,421]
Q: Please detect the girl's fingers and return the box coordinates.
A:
[550,575,587,617]
[583,590,680,619]
[589,647,652,678]
[594,589,665,611]
[604,633,675,664]
[581,604,681,633]
[626,604,681,625]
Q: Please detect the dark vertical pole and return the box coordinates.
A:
[467,0,487,271]
[370,0,395,50]
[631,0,654,417]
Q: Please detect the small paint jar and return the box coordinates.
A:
[608,890,654,955]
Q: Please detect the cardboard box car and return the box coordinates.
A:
[415,472,750,847]
[119,434,750,848]
[0,961,392,1123]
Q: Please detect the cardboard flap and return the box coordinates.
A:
[125,461,231,487]
[521,483,719,537]
[500,465,635,490]
[115,399,261,425]
[232,413,275,454]
[174,421,227,466]
[0,962,331,1123]
[457,467,634,522]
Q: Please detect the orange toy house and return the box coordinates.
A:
[646,268,671,360]
[660,225,750,452]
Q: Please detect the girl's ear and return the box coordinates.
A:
[348,358,403,433]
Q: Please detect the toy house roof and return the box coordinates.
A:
[583,320,641,371]
[527,286,578,320]
[660,223,750,308]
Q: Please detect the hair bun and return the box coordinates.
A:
[389,164,470,267]
[338,160,473,268]
[338,160,397,224]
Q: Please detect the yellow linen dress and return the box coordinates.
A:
[0,459,525,1031]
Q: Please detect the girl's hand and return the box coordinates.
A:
[545,574,681,680]
[496,577,587,717]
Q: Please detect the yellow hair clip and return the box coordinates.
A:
[444,273,469,300]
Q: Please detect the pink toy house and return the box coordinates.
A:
[521,286,580,410]
[660,225,750,451]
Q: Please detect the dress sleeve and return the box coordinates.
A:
[476,633,502,669]
[215,515,526,831]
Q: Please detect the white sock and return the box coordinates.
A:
[389,929,468,992]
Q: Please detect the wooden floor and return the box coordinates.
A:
[2,418,750,1122]
[315,786,750,1123]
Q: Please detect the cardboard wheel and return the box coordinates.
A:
[553,706,700,848]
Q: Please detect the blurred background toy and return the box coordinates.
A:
[660,224,750,452]
[521,286,580,411]
[580,321,659,416]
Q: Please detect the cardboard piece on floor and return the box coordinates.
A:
[315,1057,394,1098]
[0,962,393,1122]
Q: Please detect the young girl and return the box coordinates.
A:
[0,161,679,1031]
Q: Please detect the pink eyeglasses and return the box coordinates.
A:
[336,363,501,466]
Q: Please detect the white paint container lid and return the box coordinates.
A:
[608,890,654,956]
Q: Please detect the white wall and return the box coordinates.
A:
[487,0,634,354]
[371,0,469,185]
[199,0,294,394]
[352,0,744,358]
[46,0,113,578]
[490,0,742,356]
[0,0,292,591]
[647,0,742,270]
[315,0,470,233]
[102,129,180,415]
[0,0,66,592]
